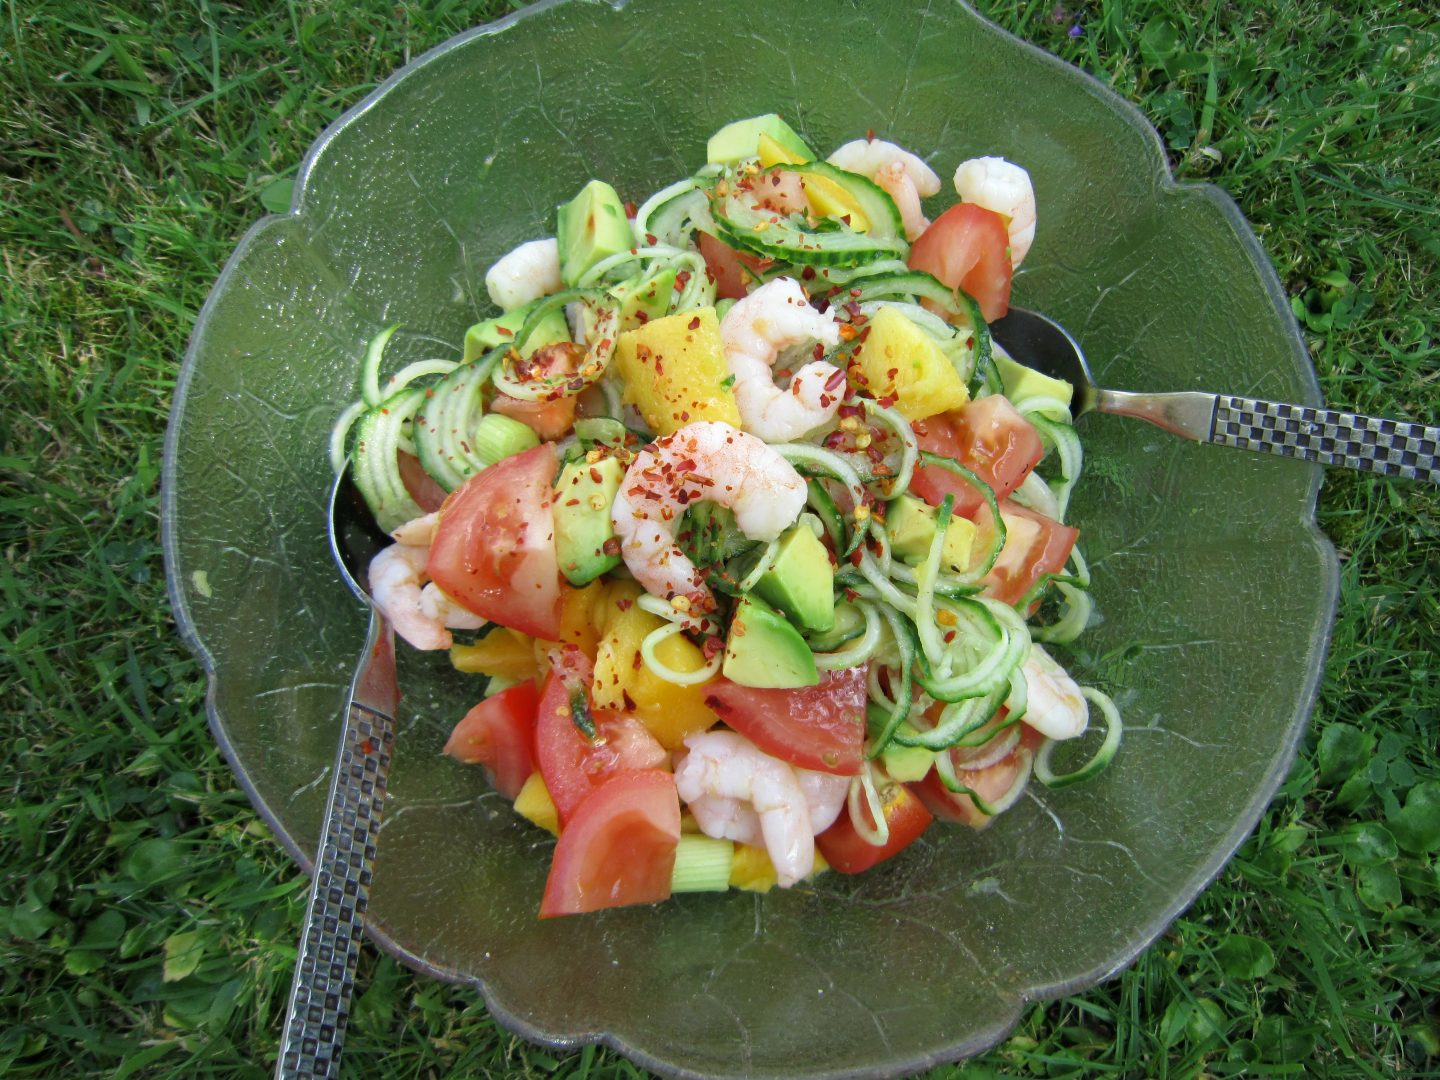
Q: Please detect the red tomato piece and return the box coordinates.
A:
[426,442,562,640]
[910,748,1030,830]
[697,231,767,301]
[907,202,1014,322]
[489,342,586,440]
[816,779,933,874]
[535,646,667,825]
[976,502,1078,607]
[442,680,540,799]
[703,666,869,776]
[398,450,447,513]
[539,768,681,918]
[910,395,1045,520]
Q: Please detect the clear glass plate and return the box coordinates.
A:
[162,1,1339,1074]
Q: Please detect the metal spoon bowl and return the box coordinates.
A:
[274,465,399,1079]
[991,307,1440,484]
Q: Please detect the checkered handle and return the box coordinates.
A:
[1211,396,1440,483]
[275,701,395,1079]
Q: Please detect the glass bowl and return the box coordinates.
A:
[162,0,1339,1075]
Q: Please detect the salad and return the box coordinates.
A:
[330,114,1121,918]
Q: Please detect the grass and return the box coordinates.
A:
[1,0,1435,1076]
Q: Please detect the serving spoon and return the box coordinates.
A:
[274,466,397,1079]
[990,307,1440,484]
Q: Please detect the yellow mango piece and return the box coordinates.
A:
[728,844,829,892]
[531,582,604,674]
[513,772,559,836]
[450,628,537,681]
[757,131,808,167]
[592,582,719,750]
[802,174,871,232]
[613,308,741,436]
[850,306,970,420]
[729,844,778,892]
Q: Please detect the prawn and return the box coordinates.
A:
[610,420,807,616]
[828,138,942,241]
[368,542,485,652]
[719,277,844,443]
[484,237,562,311]
[952,157,1036,268]
[1019,644,1088,740]
[676,731,848,887]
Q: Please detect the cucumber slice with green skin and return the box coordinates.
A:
[710,185,908,268]
[777,161,905,243]
[847,270,962,315]
[805,478,846,552]
[353,387,426,533]
[413,347,507,491]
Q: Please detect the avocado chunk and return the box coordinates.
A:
[463,301,569,363]
[611,266,676,332]
[885,494,977,573]
[994,349,1074,410]
[752,524,835,632]
[556,179,634,287]
[553,456,625,585]
[723,595,819,689]
[880,726,938,783]
[707,114,814,166]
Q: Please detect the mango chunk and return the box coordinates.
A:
[591,582,720,750]
[850,306,969,420]
[450,628,537,682]
[613,308,741,436]
[728,843,830,892]
[513,772,559,835]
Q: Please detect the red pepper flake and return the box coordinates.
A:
[632,653,644,670]
[564,497,580,507]
[675,270,692,288]
[838,324,858,342]
[602,537,622,556]
[645,232,658,245]
[701,635,724,660]
[876,394,898,410]
[801,265,816,281]
[823,368,847,392]
[624,200,638,218]
[849,546,864,567]
[497,326,513,337]
[688,316,701,330]
[616,596,633,611]
[622,690,637,710]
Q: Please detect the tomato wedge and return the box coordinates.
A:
[910,748,1030,830]
[697,231,767,301]
[910,395,1045,521]
[539,769,681,918]
[976,502,1078,607]
[703,666,869,775]
[489,342,586,440]
[907,202,1014,322]
[426,442,562,640]
[816,780,933,874]
[442,680,540,799]
[535,645,667,825]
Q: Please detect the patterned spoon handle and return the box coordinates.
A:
[1210,396,1440,482]
[274,619,397,1079]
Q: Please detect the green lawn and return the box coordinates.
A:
[2,1,1436,1077]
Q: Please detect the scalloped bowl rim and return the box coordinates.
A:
[161,2,1340,1075]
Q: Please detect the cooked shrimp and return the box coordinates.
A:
[828,138,942,241]
[1019,644,1088,740]
[685,762,849,851]
[611,420,807,615]
[368,542,483,651]
[484,237,562,311]
[952,157,1036,268]
[676,731,834,887]
[720,277,844,442]
[391,510,439,546]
